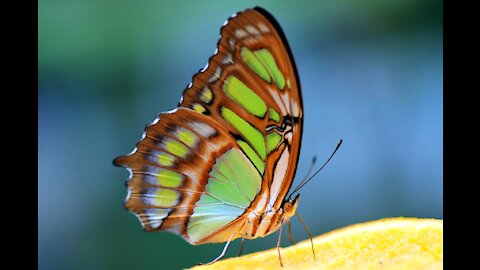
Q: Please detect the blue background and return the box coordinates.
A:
[39,1,442,269]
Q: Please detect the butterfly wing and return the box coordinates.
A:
[114,7,303,245]
[114,108,265,244]
[180,7,303,211]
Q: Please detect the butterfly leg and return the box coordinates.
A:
[287,220,296,245]
[296,211,317,261]
[237,237,245,256]
[276,224,284,267]
[199,232,236,265]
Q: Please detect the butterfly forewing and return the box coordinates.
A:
[114,7,303,245]
[181,7,303,211]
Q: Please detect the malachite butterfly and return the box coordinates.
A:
[114,6,307,265]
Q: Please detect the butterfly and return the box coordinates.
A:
[114,6,310,266]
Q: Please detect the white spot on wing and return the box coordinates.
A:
[144,208,169,229]
[201,62,210,72]
[258,22,270,33]
[208,67,222,83]
[148,217,162,229]
[290,99,300,118]
[285,132,293,142]
[125,186,132,201]
[187,121,216,138]
[165,108,179,114]
[222,53,233,65]
[235,29,248,39]
[246,25,260,35]
[151,118,160,125]
[269,89,288,115]
[127,147,138,157]
[281,93,293,115]
[228,38,236,51]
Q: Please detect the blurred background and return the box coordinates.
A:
[38,0,442,269]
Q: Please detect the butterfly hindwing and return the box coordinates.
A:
[114,108,265,243]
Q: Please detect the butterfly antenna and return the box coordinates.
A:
[288,156,317,200]
[289,139,343,198]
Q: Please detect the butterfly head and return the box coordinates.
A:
[282,193,300,219]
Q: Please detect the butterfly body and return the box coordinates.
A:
[114,6,303,248]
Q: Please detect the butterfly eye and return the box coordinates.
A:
[283,201,294,214]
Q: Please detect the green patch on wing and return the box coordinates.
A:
[176,129,198,147]
[153,189,179,207]
[237,140,265,175]
[158,153,175,166]
[254,49,286,90]
[241,47,271,83]
[221,107,266,160]
[187,148,262,243]
[187,194,244,243]
[207,148,261,204]
[223,76,267,118]
[156,170,183,188]
[266,132,282,153]
[269,108,281,122]
[165,140,188,158]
